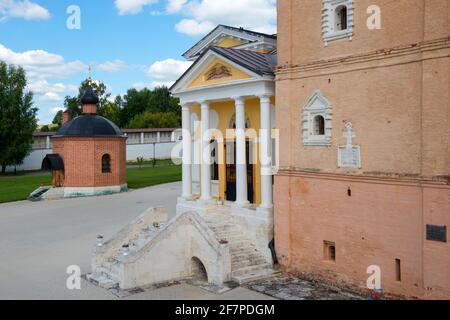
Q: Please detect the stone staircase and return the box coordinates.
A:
[87,208,277,290]
[87,259,120,289]
[203,212,277,285]
[87,224,164,289]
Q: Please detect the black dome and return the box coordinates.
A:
[55,115,124,137]
[81,86,99,105]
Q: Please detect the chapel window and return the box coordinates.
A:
[102,154,111,173]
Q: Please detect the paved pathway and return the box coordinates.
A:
[0,182,272,300]
[246,275,368,300]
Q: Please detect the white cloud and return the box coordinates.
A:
[0,43,87,123]
[115,0,158,15]
[133,82,147,90]
[0,43,87,80]
[146,58,192,88]
[27,80,77,94]
[97,60,126,72]
[41,92,61,102]
[166,0,187,14]
[175,19,214,36]
[168,0,277,36]
[0,0,50,21]
[114,0,276,36]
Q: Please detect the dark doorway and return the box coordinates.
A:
[225,140,254,203]
[42,154,65,187]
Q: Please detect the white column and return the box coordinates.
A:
[182,104,192,198]
[235,97,249,206]
[140,132,144,144]
[157,132,161,143]
[200,101,212,201]
[259,95,273,208]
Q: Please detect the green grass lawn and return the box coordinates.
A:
[0,174,52,204]
[0,165,181,204]
[126,165,181,189]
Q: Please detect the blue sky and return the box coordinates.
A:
[0,0,276,124]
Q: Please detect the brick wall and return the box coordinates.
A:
[52,136,127,188]
[275,0,450,299]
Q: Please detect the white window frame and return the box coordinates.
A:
[322,0,354,45]
[302,90,332,146]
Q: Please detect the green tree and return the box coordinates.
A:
[120,86,181,128]
[98,101,121,125]
[0,61,38,173]
[52,110,63,126]
[64,96,80,119]
[64,79,112,118]
[127,111,180,129]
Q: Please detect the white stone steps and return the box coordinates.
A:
[229,240,257,249]
[231,253,266,263]
[86,272,118,290]
[232,257,267,268]
[231,266,277,285]
[231,246,259,254]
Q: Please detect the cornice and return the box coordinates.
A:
[276,168,450,188]
[276,37,450,78]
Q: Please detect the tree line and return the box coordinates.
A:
[50,80,181,130]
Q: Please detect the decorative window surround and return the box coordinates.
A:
[302,90,332,146]
[322,0,354,45]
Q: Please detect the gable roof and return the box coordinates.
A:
[182,25,277,60]
[171,46,277,92]
[210,47,277,76]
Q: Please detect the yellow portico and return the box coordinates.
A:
[87,26,280,289]
[171,25,277,212]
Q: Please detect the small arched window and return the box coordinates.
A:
[335,5,348,31]
[102,154,111,173]
[314,115,325,135]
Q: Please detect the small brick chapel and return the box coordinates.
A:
[41,85,127,197]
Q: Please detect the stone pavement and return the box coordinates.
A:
[246,274,368,300]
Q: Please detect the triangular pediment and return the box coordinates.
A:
[303,90,331,111]
[171,49,262,93]
[186,58,253,89]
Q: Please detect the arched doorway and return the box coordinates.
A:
[41,154,65,187]
[191,257,208,282]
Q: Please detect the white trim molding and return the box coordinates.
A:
[302,90,332,146]
[322,0,354,45]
